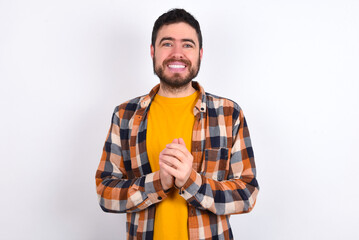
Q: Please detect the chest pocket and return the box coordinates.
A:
[201,147,230,181]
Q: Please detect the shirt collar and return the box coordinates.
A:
[139,81,207,115]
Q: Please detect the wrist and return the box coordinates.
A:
[174,182,181,189]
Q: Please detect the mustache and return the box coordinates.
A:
[163,58,191,66]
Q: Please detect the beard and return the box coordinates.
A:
[153,55,201,89]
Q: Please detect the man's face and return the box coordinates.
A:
[151,22,203,89]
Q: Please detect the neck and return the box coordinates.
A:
[157,81,196,98]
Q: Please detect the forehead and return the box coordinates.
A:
[156,22,199,44]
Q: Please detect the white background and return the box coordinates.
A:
[1,0,359,239]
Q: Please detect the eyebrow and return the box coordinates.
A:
[159,37,196,46]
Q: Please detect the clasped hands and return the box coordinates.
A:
[159,138,193,191]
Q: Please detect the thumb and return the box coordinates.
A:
[178,138,186,146]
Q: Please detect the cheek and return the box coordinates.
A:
[189,55,200,65]
[154,54,165,65]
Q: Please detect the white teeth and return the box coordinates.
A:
[168,65,185,69]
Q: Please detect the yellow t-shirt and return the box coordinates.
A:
[146,91,199,240]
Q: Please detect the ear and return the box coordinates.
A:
[199,48,203,60]
[150,45,155,59]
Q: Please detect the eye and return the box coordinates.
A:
[184,43,194,48]
[162,42,172,47]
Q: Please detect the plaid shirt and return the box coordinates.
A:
[96,82,259,240]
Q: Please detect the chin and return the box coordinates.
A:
[160,77,192,89]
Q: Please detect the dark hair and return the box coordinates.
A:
[151,8,203,49]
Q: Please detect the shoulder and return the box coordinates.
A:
[112,94,147,119]
[204,92,242,118]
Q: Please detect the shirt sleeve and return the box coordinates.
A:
[95,107,168,213]
[178,108,259,215]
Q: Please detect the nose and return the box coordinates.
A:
[170,43,184,59]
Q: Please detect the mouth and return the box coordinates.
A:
[168,64,185,69]
[166,61,187,73]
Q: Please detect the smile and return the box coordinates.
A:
[168,64,185,69]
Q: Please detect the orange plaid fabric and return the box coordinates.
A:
[95,81,259,240]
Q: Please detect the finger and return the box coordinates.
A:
[159,154,182,169]
[178,138,186,146]
[159,167,172,177]
[165,143,191,159]
[161,148,187,163]
[160,161,179,178]
[166,143,188,152]
[172,138,179,144]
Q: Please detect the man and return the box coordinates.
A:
[96,8,259,240]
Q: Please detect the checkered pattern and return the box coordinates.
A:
[96,82,259,240]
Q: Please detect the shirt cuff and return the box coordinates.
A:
[144,171,168,204]
[178,169,202,200]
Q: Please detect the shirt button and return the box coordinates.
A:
[157,196,162,200]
